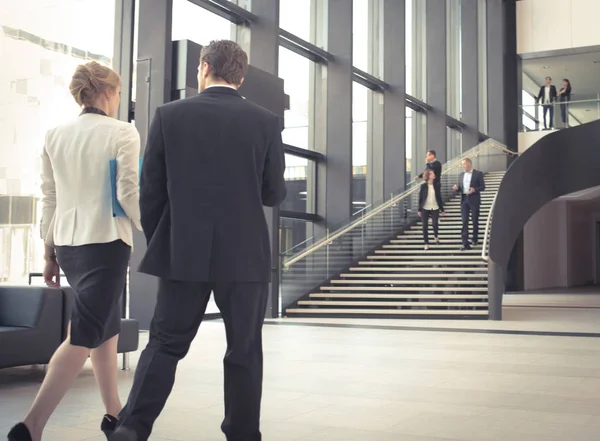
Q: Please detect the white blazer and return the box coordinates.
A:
[40,113,142,248]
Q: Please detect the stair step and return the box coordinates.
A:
[390,239,465,244]
[286,308,489,316]
[321,286,488,292]
[374,250,482,254]
[349,267,487,271]
[366,255,483,260]
[309,293,488,299]
[342,273,487,278]
[359,261,486,266]
[298,300,488,307]
[330,279,487,285]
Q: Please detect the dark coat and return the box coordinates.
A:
[138,87,287,282]
[456,170,486,208]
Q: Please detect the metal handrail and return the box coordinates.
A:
[481,190,499,262]
[283,139,515,269]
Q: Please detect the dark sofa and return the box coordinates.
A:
[0,286,64,368]
[0,286,139,369]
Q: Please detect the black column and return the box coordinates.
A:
[128,0,173,329]
[425,0,447,163]
[247,0,281,318]
[461,0,479,150]
[315,0,353,228]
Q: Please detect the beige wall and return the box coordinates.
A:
[517,0,600,55]
[524,197,600,290]
[518,130,551,153]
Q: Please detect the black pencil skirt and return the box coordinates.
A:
[55,240,131,349]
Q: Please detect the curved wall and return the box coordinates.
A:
[488,120,600,319]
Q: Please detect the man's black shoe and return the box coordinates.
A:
[460,246,472,251]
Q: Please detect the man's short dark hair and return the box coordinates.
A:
[545,76,552,81]
[200,40,248,86]
[427,149,436,157]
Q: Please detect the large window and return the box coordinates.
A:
[352,82,369,214]
[1,0,116,283]
[278,46,314,150]
[279,0,312,43]
[446,0,462,119]
[172,0,234,44]
[281,154,316,214]
[405,0,426,100]
[521,90,537,131]
[406,108,415,183]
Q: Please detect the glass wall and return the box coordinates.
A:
[446,0,462,119]
[352,82,369,214]
[278,46,315,150]
[1,0,116,283]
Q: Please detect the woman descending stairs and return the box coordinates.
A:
[285,171,505,319]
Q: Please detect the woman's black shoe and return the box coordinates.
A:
[7,423,32,441]
[101,415,118,440]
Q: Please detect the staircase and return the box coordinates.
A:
[285,171,505,319]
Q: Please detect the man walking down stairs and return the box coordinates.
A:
[286,171,505,319]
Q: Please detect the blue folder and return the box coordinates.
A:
[109,158,143,217]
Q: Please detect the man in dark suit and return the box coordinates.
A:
[536,76,557,130]
[416,149,442,186]
[453,157,485,251]
[111,40,286,441]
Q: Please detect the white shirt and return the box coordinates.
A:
[463,171,473,194]
[423,183,439,210]
[40,114,142,248]
[544,86,551,104]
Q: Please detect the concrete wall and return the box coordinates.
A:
[517,0,600,54]
[524,200,568,290]
[518,130,551,153]
[524,197,600,290]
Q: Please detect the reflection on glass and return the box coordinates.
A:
[352,82,369,214]
[279,218,314,256]
[172,0,233,44]
[279,46,312,149]
[0,0,116,283]
[281,154,315,214]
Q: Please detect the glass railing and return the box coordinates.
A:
[279,139,516,313]
[520,98,600,132]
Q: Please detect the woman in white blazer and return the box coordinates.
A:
[8,62,142,441]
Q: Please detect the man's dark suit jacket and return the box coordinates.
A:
[138,87,287,283]
[536,85,557,104]
[418,160,442,186]
[457,170,486,208]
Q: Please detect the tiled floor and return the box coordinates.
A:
[2,296,600,441]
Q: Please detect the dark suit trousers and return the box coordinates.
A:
[421,209,439,245]
[543,104,554,128]
[118,279,269,441]
[461,198,480,247]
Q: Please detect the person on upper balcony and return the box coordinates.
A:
[453,158,485,251]
[557,78,572,128]
[415,149,442,186]
[536,76,557,130]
